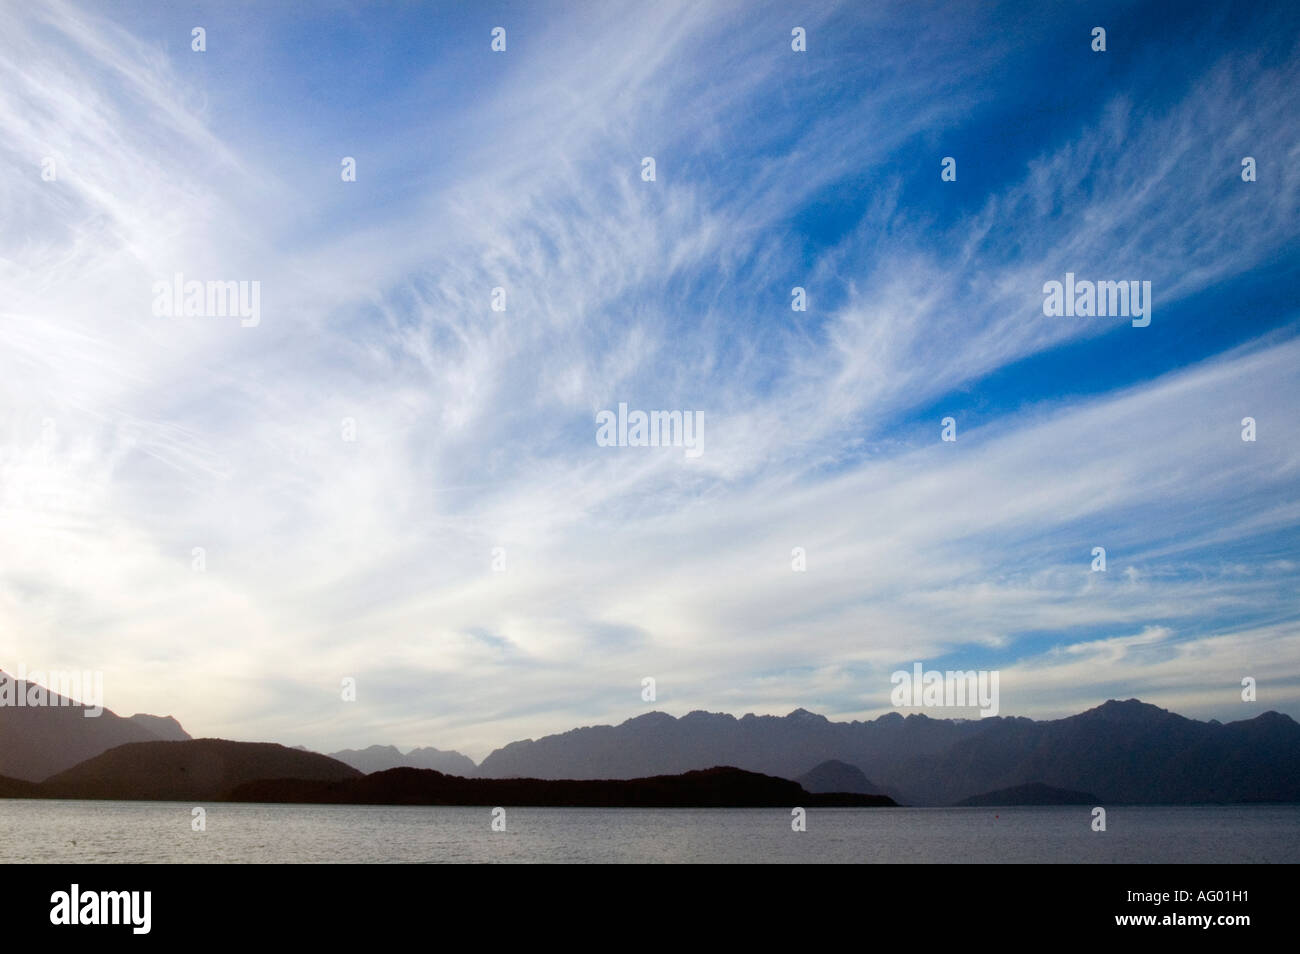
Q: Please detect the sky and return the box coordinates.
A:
[1,0,1298,762]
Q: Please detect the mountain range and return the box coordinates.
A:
[473,700,1300,805]
[2,667,1296,805]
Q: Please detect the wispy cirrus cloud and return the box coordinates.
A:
[0,0,1296,759]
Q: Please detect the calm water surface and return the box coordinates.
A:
[1,800,1295,863]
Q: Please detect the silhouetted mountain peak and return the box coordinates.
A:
[683,709,735,724]
[786,708,829,723]
[128,713,191,741]
[1083,698,1174,722]
[622,711,677,728]
[1254,710,1296,726]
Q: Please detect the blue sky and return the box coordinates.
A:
[1,0,1298,759]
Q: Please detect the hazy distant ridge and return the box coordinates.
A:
[0,670,191,782]
[476,700,1300,805]
[328,744,477,776]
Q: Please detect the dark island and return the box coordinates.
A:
[232,764,897,807]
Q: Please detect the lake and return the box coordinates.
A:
[1,800,1296,863]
